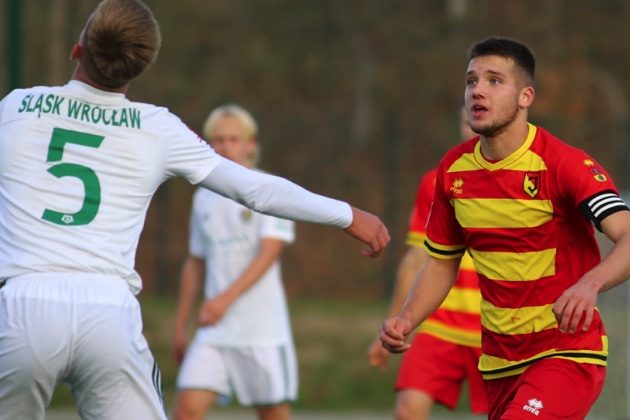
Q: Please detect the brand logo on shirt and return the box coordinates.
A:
[241,209,253,222]
[523,173,539,198]
[522,398,543,416]
[450,177,464,194]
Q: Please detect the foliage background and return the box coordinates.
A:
[4,1,630,417]
[4,0,630,298]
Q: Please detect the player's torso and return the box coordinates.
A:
[0,83,170,288]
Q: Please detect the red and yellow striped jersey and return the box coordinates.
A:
[407,168,482,348]
[425,124,629,379]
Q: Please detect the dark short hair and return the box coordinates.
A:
[468,37,535,84]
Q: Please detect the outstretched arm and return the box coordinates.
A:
[380,255,460,353]
[199,158,390,257]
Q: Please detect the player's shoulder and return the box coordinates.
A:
[438,136,479,169]
[533,125,591,165]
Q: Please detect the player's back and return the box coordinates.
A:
[0,81,216,292]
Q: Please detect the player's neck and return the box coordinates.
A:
[70,65,129,94]
[479,119,529,161]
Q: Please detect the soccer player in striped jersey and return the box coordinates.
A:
[0,1,389,419]
[380,36,630,419]
[368,107,487,419]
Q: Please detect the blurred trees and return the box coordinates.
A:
[3,0,630,298]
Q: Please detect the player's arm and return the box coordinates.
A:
[199,158,389,258]
[172,255,205,365]
[554,210,630,333]
[368,246,427,369]
[380,255,460,353]
[198,238,284,326]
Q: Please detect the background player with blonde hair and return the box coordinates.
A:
[172,104,298,420]
[0,1,389,418]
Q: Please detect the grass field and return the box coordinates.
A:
[46,291,630,418]
[48,295,478,417]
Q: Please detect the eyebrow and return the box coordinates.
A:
[466,69,505,77]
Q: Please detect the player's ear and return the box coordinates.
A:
[519,86,535,109]
[70,43,82,61]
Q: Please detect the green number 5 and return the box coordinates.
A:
[41,127,104,226]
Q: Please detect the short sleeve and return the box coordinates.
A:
[558,149,629,230]
[259,214,295,244]
[424,160,467,259]
[161,113,222,184]
[406,169,437,247]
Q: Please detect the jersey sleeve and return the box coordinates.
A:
[259,214,295,244]
[161,113,222,184]
[424,160,467,259]
[405,169,437,247]
[188,191,206,258]
[558,149,629,231]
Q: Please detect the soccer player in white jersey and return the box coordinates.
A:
[172,105,297,420]
[0,1,389,419]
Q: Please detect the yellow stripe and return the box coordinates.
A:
[452,198,553,228]
[447,152,480,173]
[480,299,557,335]
[460,252,474,270]
[479,336,608,380]
[470,248,556,281]
[406,231,425,247]
[441,288,482,314]
[418,319,481,347]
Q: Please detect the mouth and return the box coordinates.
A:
[470,104,488,118]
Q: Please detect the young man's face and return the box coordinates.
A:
[209,116,256,167]
[464,55,529,137]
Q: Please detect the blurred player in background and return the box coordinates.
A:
[172,105,298,420]
[368,107,487,419]
[380,36,630,419]
[0,1,389,419]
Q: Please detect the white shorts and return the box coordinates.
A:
[0,273,166,420]
[176,337,298,406]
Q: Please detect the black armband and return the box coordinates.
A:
[578,190,630,231]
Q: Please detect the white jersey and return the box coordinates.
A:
[0,81,220,293]
[189,187,295,346]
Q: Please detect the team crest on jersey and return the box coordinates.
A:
[523,173,539,198]
[241,209,253,222]
[450,177,464,194]
[590,167,608,182]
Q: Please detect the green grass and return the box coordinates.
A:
[48,295,477,415]
[48,296,400,411]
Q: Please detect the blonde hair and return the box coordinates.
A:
[81,0,161,88]
[202,105,260,166]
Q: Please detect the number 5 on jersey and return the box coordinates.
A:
[42,127,104,226]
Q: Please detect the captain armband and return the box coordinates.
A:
[579,190,630,231]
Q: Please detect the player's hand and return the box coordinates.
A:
[172,328,187,365]
[367,336,391,371]
[552,279,599,334]
[197,296,230,326]
[344,207,390,258]
[379,317,413,353]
